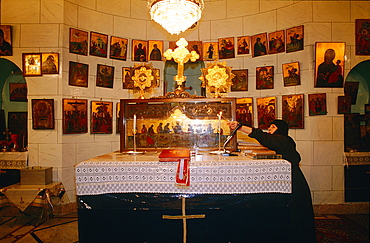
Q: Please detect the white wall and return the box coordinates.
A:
[1,0,369,204]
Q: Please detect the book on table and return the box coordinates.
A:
[159,149,190,162]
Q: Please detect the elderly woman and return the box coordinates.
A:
[228,119,317,243]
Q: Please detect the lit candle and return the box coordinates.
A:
[133,114,136,134]
[218,111,222,133]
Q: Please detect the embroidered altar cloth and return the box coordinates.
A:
[76,152,291,196]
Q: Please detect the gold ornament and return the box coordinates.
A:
[132,63,159,99]
[200,61,235,98]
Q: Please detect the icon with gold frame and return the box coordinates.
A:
[22,53,42,76]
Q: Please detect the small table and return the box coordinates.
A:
[0,181,67,225]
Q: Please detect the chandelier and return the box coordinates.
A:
[148,0,204,35]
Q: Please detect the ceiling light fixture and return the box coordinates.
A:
[148,0,204,35]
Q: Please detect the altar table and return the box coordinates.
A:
[76,152,292,243]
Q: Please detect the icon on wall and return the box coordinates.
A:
[148,40,163,61]
[314,42,345,88]
[237,36,250,55]
[355,19,370,55]
[256,66,274,89]
[286,25,304,53]
[0,25,12,56]
[22,53,42,76]
[268,30,285,54]
[308,93,327,116]
[236,98,253,127]
[257,96,276,130]
[91,101,113,134]
[282,62,300,86]
[96,64,114,88]
[218,37,235,59]
[32,99,55,130]
[41,53,59,74]
[9,83,27,102]
[231,69,248,91]
[110,36,128,61]
[132,39,148,62]
[90,31,108,58]
[62,99,88,134]
[282,94,304,129]
[69,28,88,56]
[69,61,89,87]
[203,42,219,61]
[251,33,268,57]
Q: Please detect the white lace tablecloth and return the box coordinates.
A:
[0,152,28,169]
[75,153,291,196]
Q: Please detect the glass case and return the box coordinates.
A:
[119,98,237,152]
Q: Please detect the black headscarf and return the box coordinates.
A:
[271,119,289,136]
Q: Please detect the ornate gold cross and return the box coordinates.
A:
[162,197,206,243]
[163,38,199,91]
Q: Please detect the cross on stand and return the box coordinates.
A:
[163,38,200,98]
[162,197,205,243]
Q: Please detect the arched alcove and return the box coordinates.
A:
[0,58,27,148]
[344,60,370,152]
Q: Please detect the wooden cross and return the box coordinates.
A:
[162,197,205,243]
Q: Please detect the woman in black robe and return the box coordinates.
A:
[229,119,317,243]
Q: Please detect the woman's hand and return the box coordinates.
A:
[227,121,253,135]
[227,121,240,130]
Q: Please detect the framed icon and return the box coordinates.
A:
[0,25,12,56]
[218,37,235,59]
[96,64,114,88]
[122,67,134,89]
[314,42,345,87]
[344,82,359,104]
[69,28,88,55]
[203,42,218,61]
[282,94,304,129]
[22,53,42,76]
[308,93,327,116]
[41,53,59,74]
[286,25,304,53]
[256,66,274,89]
[69,61,88,87]
[237,36,250,55]
[355,19,370,55]
[148,40,163,61]
[90,31,108,58]
[257,96,276,130]
[338,96,352,114]
[268,30,285,54]
[251,33,268,57]
[187,41,203,60]
[9,83,27,101]
[110,36,128,61]
[91,101,113,134]
[62,99,88,134]
[231,69,248,91]
[132,39,148,62]
[282,62,300,86]
[236,98,253,127]
[32,99,55,129]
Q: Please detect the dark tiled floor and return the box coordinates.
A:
[0,212,78,243]
[0,212,369,242]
